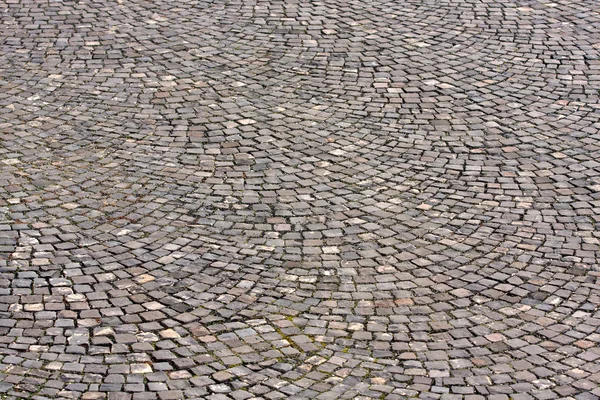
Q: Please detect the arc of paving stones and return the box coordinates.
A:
[1,0,600,399]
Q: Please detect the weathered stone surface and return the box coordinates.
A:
[0,0,599,398]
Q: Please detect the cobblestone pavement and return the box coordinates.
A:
[1,0,600,399]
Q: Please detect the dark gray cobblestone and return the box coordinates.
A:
[1,0,600,398]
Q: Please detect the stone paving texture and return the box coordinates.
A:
[1,0,600,398]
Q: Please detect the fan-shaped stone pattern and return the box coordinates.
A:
[1,0,600,398]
